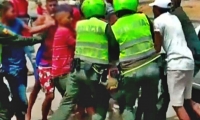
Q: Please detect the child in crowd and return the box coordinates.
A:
[51,4,75,85]
[37,1,44,15]
[52,4,95,120]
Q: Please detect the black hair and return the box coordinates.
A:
[0,1,13,14]
[158,7,171,14]
[56,4,73,16]
[198,31,200,40]
[46,0,57,3]
[172,0,181,8]
[37,1,42,5]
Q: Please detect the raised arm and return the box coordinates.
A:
[0,26,43,45]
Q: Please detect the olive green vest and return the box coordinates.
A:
[112,13,155,62]
[75,17,109,64]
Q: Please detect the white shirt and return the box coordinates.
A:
[154,12,194,70]
[196,25,200,34]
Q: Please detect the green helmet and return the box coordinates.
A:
[113,0,139,12]
[81,0,106,19]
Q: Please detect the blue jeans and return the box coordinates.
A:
[24,46,38,80]
[4,68,28,118]
[0,68,11,120]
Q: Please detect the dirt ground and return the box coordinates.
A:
[139,0,200,20]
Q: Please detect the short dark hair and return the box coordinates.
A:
[0,1,13,14]
[158,7,170,14]
[56,4,73,16]
[46,0,57,3]
[173,0,181,7]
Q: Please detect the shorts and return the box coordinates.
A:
[38,66,54,93]
[167,70,193,106]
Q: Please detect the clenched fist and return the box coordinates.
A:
[106,77,118,90]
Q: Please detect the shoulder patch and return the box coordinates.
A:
[3,28,15,36]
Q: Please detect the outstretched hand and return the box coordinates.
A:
[106,77,118,90]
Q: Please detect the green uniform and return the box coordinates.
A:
[50,17,119,120]
[0,25,43,120]
[112,13,160,120]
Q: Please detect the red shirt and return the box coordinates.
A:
[52,27,76,77]
[40,26,57,66]
[10,0,28,17]
[37,6,44,15]
[10,0,30,37]
[72,7,81,29]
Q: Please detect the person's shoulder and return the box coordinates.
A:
[57,27,69,32]
[15,18,23,23]
[56,27,73,36]
[15,18,25,26]
[37,15,46,21]
[154,16,163,26]
[155,12,176,25]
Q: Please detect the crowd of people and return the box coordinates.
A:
[0,0,200,120]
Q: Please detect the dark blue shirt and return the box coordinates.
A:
[2,18,26,75]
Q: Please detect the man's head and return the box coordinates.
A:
[149,0,171,18]
[0,1,16,20]
[81,0,106,19]
[37,1,42,7]
[171,0,181,9]
[55,4,73,27]
[46,0,58,14]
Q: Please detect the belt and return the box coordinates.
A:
[72,58,108,72]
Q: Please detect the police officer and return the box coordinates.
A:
[111,0,160,120]
[49,0,119,120]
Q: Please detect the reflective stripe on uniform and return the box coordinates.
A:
[76,41,108,49]
[120,48,156,62]
[122,54,161,75]
[74,54,108,64]
[120,36,152,50]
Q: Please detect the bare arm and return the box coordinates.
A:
[0,26,43,45]
[154,31,163,53]
[23,15,54,34]
[22,23,50,34]
[153,19,164,53]
[33,15,46,26]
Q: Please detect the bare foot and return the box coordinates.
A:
[48,109,54,116]
[191,101,200,117]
